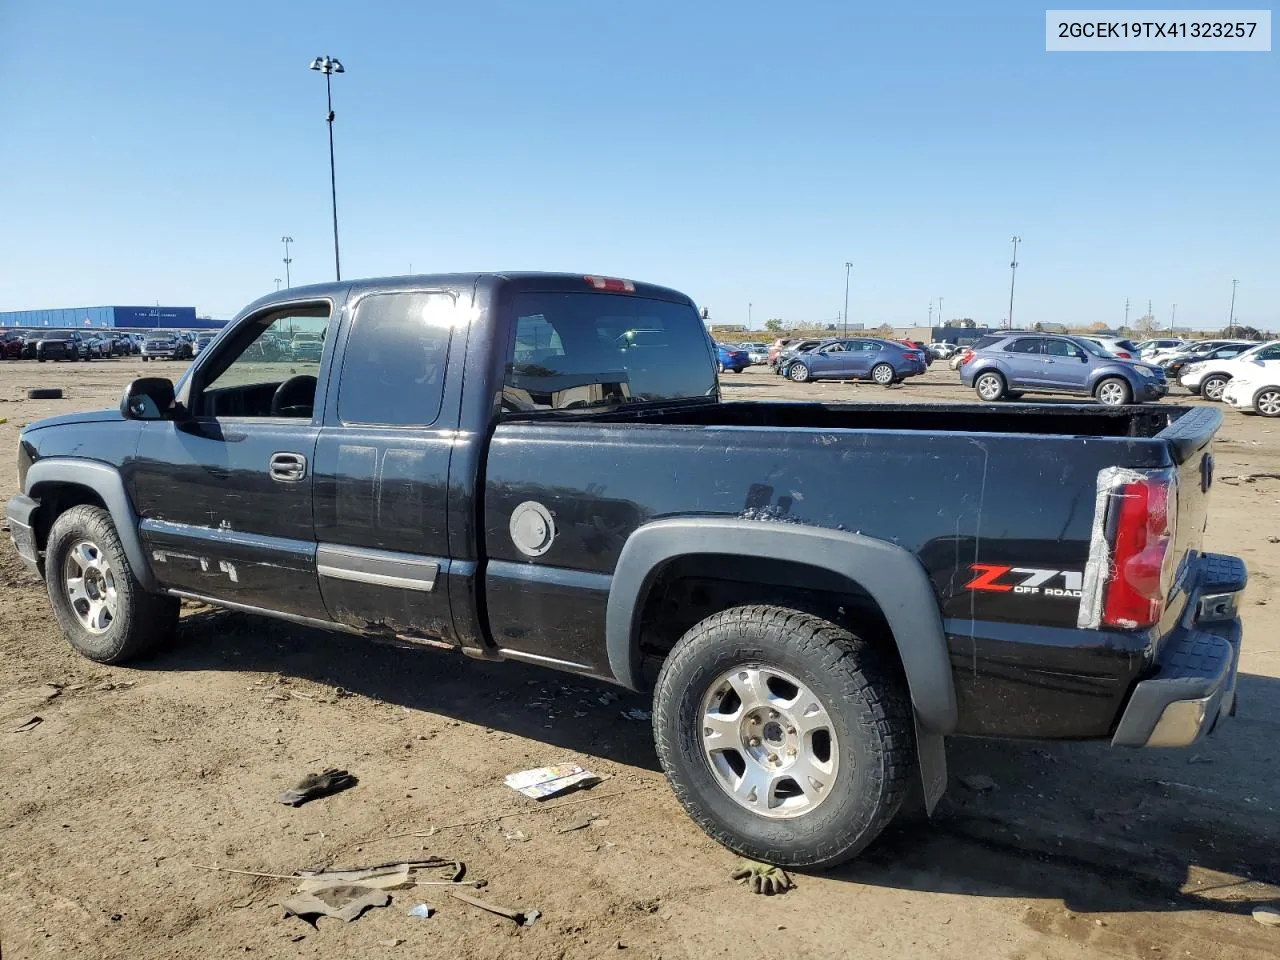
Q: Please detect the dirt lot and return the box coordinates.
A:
[1,357,1278,960]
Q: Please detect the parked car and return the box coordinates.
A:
[894,339,933,366]
[84,336,113,359]
[960,333,1168,405]
[781,338,926,385]
[928,342,956,359]
[767,338,796,366]
[1179,341,1280,400]
[0,330,24,359]
[772,338,823,373]
[289,333,324,363]
[1159,341,1254,382]
[1223,370,1280,417]
[1075,336,1141,360]
[1133,338,1186,359]
[715,343,750,373]
[6,270,1245,869]
[25,330,88,362]
[141,334,192,361]
[193,333,216,356]
[745,343,770,365]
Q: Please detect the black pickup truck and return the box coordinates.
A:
[6,273,1246,868]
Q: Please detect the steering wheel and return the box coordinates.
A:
[271,375,318,418]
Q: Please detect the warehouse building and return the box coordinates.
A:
[0,306,224,330]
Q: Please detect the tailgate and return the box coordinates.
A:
[1156,406,1222,565]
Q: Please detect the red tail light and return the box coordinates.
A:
[1116,351,1132,359]
[959,349,975,365]
[584,275,636,293]
[1082,469,1179,630]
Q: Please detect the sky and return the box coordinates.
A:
[0,1,1276,331]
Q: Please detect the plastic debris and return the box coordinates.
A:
[1254,905,1280,927]
[378,938,405,946]
[407,903,435,919]
[503,830,530,842]
[451,891,539,927]
[10,716,42,733]
[298,858,462,891]
[619,708,651,721]
[277,768,358,806]
[280,885,389,924]
[504,764,600,800]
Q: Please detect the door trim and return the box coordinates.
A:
[316,543,440,592]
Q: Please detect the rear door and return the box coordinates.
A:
[1002,337,1045,387]
[311,289,464,642]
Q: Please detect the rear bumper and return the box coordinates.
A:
[5,493,41,577]
[1112,553,1245,748]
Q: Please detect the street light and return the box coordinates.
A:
[309,55,345,281]
[1007,236,1021,330]
[274,278,283,291]
[280,236,293,288]
[1228,279,1239,327]
[842,262,852,337]
[937,296,944,326]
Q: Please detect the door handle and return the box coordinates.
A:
[270,452,308,482]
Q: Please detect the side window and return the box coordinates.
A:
[1006,338,1043,354]
[338,292,455,427]
[1255,344,1280,361]
[1217,347,1246,358]
[513,313,565,366]
[825,342,845,352]
[199,304,331,418]
[1043,339,1084,359]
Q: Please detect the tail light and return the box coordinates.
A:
[959,349,975,365]
[585,275,636,293]
[1116,351,1133,359]
[1079,468,1179,630]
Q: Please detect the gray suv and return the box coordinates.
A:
[959,333,1168,405]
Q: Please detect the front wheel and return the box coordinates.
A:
[871,363,895,386]
[1255,388,1280,418]
[653,606,914,869]
[974,371,1006,402]
[1201,375,1229,402]
[45,505,179,664]
[1094,377,1131,406]
[788,363,810,383]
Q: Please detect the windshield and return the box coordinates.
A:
[504,292,714,412]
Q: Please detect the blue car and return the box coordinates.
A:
[781,338,926,385]
[960,332,1168,405]
[716,344,750,373]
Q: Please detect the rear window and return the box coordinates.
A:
[971,335,1004,350]
[504,293,714,412]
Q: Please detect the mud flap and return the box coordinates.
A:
[915,718,947,815]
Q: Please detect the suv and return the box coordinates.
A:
[26,330,88,362]
[960,333,1167,405]
[1180,341,1280,400]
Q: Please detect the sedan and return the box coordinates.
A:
[781,338,926,385]
[1223,373,1280,418]
[715,343,750,373]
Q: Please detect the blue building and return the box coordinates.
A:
[0,306,224,330]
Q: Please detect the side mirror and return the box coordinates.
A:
[1081,353,1090,362]
[120,377,176,421]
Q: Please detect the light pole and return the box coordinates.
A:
[280,236,293,288]
[309,55,345,281]
[928,299,933,326]
[1170,303,1177,333]
[274,278,283,291]
[1124,297,1130,327]
[938,296,944,326]
[1228,279,1239,328]
[748,302,752,330]
[1007,235,1021,329]
[843,262,852,337]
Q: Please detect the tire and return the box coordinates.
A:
[718,362,727,373]
[1254,388,1280,418]
[1200,375,1229,402]
[788,363,810,383]
[653,605,914,869]
[37,357,46,363]
[871,363,895,386]
[1094,377,1131,406]
[45,505,179,664]
[142,356,150,362]
[26,388,63,400]
[974,371,1006,402]
[1005,391,1024,400]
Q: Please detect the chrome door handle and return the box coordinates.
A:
[270,452,308,482]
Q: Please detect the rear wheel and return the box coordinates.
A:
[1255,388,1280,418]
[974,371,1006,402]
[1201,375,1229,401]
[871,363,895,386]
[718,361,727,373]
[45,505,179,663]
[1094,377,1131,406]
[653,606,914,869]
[788,363,810,383]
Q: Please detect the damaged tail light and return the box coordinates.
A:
[1080,468,1179,630]
[959,349,975,366]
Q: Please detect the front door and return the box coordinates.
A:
[130,300,335,617]
[805,343,844,378]
[1039,338,1091,391]
[311,289,461,642]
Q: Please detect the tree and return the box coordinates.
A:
[765,318,783,333]
[1222,324,1264,341]
[875,323,893,335]
[1090,321,1108,331]
[1134,314,1158,335]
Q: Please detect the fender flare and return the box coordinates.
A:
[24,458,158,591]
[605,517,957,735]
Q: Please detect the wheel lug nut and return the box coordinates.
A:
[767,752,779,763]
[786,746,797,757]
[748,737,761,747]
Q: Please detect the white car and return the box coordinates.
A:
[746,343,769,364]
[1075,336,1140,359]
[1223,372,1280,417]
[1181,341,1280,400]
[928,341,956,359]
[1133,338,1186,359]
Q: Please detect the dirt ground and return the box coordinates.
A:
[1,357,1278,960]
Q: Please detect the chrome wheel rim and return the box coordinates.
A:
[1258,391,1280,416]
[977,375,1001,400]
[700,664,839,819]
[789,365,807,382]
[1098,382,1127,405]
[1203,378,1226,400]
[63,540,118,634]
[872,365,893,384]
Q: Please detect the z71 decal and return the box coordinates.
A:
[965,564,1083,598]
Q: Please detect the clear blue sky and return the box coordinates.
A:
[1,1,1276,330]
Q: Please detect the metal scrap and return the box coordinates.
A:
[451,890,540,927]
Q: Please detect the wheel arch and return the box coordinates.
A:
[24,459,157,590]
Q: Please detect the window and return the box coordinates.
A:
[971,335,1003,350]
[1216,346,1247,358]
[1006,338,1044,354]
[1254,344,1280,361]
[822,342,846,352]
[1043,339,1084,359]
[198,304,330,418]
[503,292,715,412]
[338,292,455,426]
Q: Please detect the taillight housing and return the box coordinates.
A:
[584,275,635,293]
[1079,467,1179,630]
[1116,351,1132,359]
[959,349,975,365]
